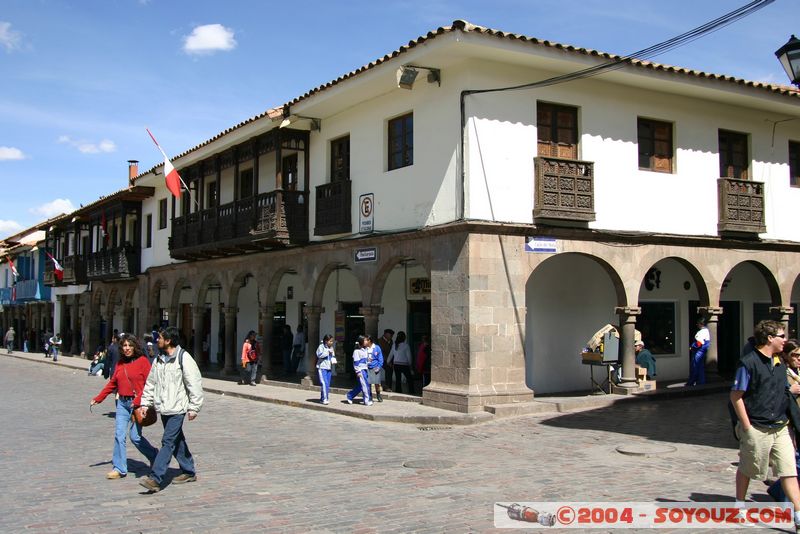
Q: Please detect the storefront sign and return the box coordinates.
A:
[525,237,557,253]
[409,277,431,295]
[359,193,374,234]
[354,247,378,263]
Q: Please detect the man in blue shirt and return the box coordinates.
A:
[730,320,800,528]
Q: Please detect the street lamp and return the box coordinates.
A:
[775,35,800,87]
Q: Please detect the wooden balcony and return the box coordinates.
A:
[718,178,766,236]
[14,279,50,301]
[61,255,87,285]
[314,180,352,236]
[86,246,141,281]
[170,190,308,260]
[533,156,595,224]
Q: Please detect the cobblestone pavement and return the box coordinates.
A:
[0,356,785,533]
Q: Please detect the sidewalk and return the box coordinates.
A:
[4,350,730,425]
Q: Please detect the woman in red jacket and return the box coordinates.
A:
[90,334,158,479]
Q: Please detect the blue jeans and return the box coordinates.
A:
[112,397,158,475]
[687,350,706,385]
[150,413,195,485]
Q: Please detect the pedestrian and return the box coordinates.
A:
[768,339,800,502]
[240,330,258,386]
[49,332,62,361]
[687,319,710,386]
[143,333,156,362]
[90,334,158,480]
[345,335,372,406]
[291,325,306,374]
[634,340,656,379]
[282,324,294,376]
[42,332,50,358]
[137,326,204,493]
[316,335,335,404]
[104,334,120,379]
[366,335,384,402]
[4,326,15,354]
[389,331,415,394]
[377,329,394,391]
[88,349,106,376]
[731,320,800,529]
[416,335,431,388]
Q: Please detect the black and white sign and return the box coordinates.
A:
[359,193,374,234]
[354,247,378,263]
[525,237,558,253]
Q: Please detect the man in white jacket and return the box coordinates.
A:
[137,326,204,492]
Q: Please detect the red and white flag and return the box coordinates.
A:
[146,128,183,198]
[100,212,109,243]
[8,258,18,280]
[46,252,64,281]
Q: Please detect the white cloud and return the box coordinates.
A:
[0,146,25,160]
[57,135,116,154]
[183,24,237,55]
[0,220,23,236]
[30,198,76,218]
[0,22,22,52]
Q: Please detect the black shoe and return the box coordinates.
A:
[376,394,383,402]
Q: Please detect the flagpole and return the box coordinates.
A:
[146,128,200,210]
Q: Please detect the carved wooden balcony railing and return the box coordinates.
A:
[86,246,141,281]
[169,190,308,260]
[533,156,596,223]
[315,180,352,236]
[61,255,87,285]
[718,178,766,235]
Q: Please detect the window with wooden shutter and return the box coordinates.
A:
[330,136,350,182]
[388,113,413,171]
[638,118,673,173]
[790,141,800,188]
[537,102,578,159]
[719,130,749,179]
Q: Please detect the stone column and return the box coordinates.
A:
[700,306,724,375]
[223,306,237,375]
[193,309,206,369]
[359,305,382,340]
[44,301,52,337]
[301,305,323,387]
[70,297,80,355]
[33,304,41,352]
[612,306,641,392]
[260,305,275,379]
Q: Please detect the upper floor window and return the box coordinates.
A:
[206,181,218,208]
[388,113,413,170]
[158,198,167,230]
[719,129,749,180]
[790,141,800,188]
[282,154,298,191]
[145,214,153,248]
[638,118,673,173]
[331,136,350,182]
[537,102,578,159]
[238,168,254,199]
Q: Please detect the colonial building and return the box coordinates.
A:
[35,20,800,412]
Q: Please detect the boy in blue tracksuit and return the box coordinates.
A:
[346,335,372,406]
[316,335,335,405]
[366,335,385,402]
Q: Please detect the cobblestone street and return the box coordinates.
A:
[0,356,777,533]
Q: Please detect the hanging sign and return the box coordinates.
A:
[359,193,374,234]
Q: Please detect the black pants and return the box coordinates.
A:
[394,364,414,394]
[384,365,395,389]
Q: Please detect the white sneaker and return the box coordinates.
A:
[365,401,374,406]
[322,400,329,405]
[345,398,352,404]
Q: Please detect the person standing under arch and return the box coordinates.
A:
[687,319,710,386]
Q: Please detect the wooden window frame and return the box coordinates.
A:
[330,135,350,182]
[388,112,413,171]
[158,198,167,230]
[790,140,800,188]
[537,102,578,159]
[718,129,749,180]
[206,180,218,208]
[637,118,674,173]
[145,214,152,248]
[238,168,254,199]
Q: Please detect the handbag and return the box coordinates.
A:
[123,363,157,427]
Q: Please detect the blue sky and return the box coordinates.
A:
[1,0,798,235]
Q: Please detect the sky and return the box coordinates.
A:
[1,0,798,236]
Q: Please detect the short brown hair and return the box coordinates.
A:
[754,320,784,347]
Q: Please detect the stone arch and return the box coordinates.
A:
[720,260,781,305]
[149,278,168,326]
[638,256,711,307]
[311,262,352,308]
[171,276,192,313]
[195,273,224,309]
[369,254,430,306]
[229,270,259,310]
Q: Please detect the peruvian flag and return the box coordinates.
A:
[46,252,64,281]
[146,128,182,198]
[8,258,18,280]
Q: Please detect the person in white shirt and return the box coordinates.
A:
[388,331,415,394]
